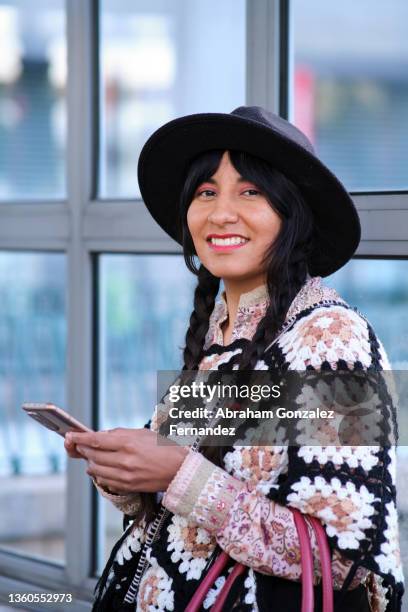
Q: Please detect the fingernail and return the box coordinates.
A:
[65,433,73,442]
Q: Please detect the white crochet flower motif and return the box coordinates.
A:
[115,524,144,565]
[313,315,334,329]
[167,515,211,581]
[253,359,269,370]
[278,306,372,370]
[244,568,260,610]
[297,445,380,471]
[203,575,227,609]
[138,553,175,612]
[223,446,288,495]
[203,566,239,609]
[287,475,379,550]
[295,379,332,409]
[388,445,397,484]
[374,501,404,584]
[202,347,243,370]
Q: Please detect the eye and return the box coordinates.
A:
[196,188,216,198]
[242,188,261,196]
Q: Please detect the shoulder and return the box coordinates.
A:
[276,283,389,370]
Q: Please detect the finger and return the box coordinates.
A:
[89,474,132,495]
[86,462,130,485]
[77,445,123,467]
[64,438,83,458]
[64,435,74,448]
[65,440,81,454]
[90,473,131,495]
[68,449,85,459]
[66,448,81,459]
[64,435,79,450]
[66,430,121,451]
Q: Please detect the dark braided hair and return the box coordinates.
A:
[137,148,315,521]
[182,265,220,370]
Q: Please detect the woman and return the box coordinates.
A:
[65,106,404,611]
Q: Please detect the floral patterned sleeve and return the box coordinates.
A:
[162,450,367,589]
[92,478,141,516]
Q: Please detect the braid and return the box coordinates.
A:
[182,264,220,370]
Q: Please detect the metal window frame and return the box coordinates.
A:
[0,0,407,607]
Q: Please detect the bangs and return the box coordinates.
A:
[181,150,224,206]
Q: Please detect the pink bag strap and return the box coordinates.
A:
[185,551,230,612]
[186,510,333,612]
[210,562,246,612]
[291,507,315,612]
[306,515,334,612]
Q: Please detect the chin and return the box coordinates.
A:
[204,264,252,279]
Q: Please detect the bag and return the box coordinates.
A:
[185,507,333,612]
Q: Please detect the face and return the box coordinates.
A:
[187,151,282,290]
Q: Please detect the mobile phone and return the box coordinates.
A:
[22,403,93,437]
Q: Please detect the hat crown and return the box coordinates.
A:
[231,105,315,155]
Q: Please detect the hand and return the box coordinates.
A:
[64,428,188,494]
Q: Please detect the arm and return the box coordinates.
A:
[162,450,367,589]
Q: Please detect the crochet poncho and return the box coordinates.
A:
[92,276,404,612]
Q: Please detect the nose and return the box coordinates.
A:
[207,194,239,226]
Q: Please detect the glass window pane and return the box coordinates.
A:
[99,0,246,198]
[292,1,408,191]
[97,254,195,570]
[0,252,67,563]
[0,1,66,200]
[326,259,408,368]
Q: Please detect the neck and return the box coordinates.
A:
[222,277,267,330]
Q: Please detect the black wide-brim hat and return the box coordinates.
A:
[137,106,361,277]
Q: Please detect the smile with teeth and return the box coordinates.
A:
[208,236,250,248]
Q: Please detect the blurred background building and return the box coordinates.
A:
[0,0,407,609]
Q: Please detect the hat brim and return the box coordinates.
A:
[137,112,361,277]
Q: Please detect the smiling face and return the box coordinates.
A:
[186,151,282,291]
